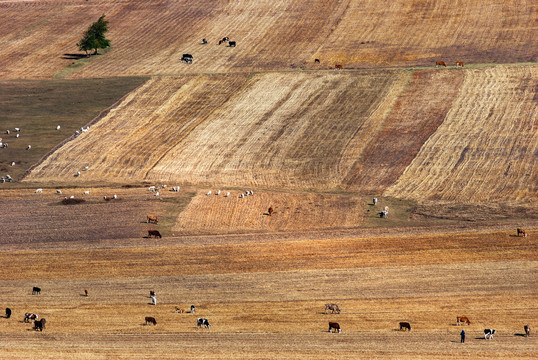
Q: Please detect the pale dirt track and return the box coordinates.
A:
[0,0,535,79]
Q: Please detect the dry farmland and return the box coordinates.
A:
[0,0,537,359]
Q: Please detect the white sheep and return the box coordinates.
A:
[216,190,221,195]
[206,190,212,196]
[225,192,230,197]
[83,191,90,195]
[26,145,31,150]
[35,188,43,193]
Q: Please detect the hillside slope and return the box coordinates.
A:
[0,0,535,79]
[24,65,538,204]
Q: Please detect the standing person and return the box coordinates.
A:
[460,329,466,343]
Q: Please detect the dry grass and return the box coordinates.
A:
[0,1,536,79]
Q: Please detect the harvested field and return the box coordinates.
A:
[23,65,537,206]
[0,205,536,359]
[385,65,538,203]
[0,0,535,79]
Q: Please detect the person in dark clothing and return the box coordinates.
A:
[460,329,466,343]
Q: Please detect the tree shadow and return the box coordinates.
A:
[62,53,88,60]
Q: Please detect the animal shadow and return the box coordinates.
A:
[514,333,527,337]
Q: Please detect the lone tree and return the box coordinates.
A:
[77,15,111,56]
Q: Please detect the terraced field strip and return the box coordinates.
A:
[1,0,535,79]
[23,74,249,183]
[173,190,365,234]
[385,65,538,203]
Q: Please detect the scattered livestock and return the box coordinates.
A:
[197,318,210,328]
[16,133,19,138]
[75,171,81,177]
[517,228,527,237]
[56,125,61,130]
[171,186,180,192]
[174,306,185,313]
[524,325,530,337]
[148,186,156,192]
[229,41,236,47]
[35,188,43,194]
[216,190,221,195]
[83,166,89,171]
[202,38,207,44]
[148,230,162,238]
[436,61,447,67]
[324,303,341,314]
[181,54,193,64]
[34,318,46,331]
[83,191,90,195]
[224,192,230,197]
[373,197,377,205]
[56,190,62,194]
[84,289,89,297]
[151,295,157,306]
[10,162,15,166]
[5,308,11,318]
[218,37,229,45]
[399,322,411,331]
[145,316,157,325]
[268,207,274,216]
[335,64,343,70]
[484,329,495,339]
[456,316,471,325]
[32,286,41,295]
[206,190,212,196]
[456,61,464,67]
[26,145,31,150]
[14,128,20,132]
[5,130,9,134]
[328,322,341,333]
[24,313,38,323]
[191,305,196,313]
[147,215,158,224]
[239,193,245,198]
[314,58,320,63]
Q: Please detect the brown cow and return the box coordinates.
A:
[84,289,89,297]
[34,318,46,331]
[456,61,464,67]
[174,306,185,313]
[145,316,157,326]
[147,215,158,224]
[435,61,447,67]
[325,303,341,314]
[148,230,162,238]
[399,322,411,331]
[335,64,343,70]
[457,316,471,325]
[268,207,274,216]
[517,228,527,237]
[524,325,530,337]
[328,322,341,333]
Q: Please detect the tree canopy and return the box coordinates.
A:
[77,15,111,56]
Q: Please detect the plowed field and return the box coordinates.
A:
[0,0,535,79]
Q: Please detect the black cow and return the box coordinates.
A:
[145,316,157,326]
[181,54,193,64]
[32,286,41,295]
[484,329,495,339]
[148,230,162,238]
[34,318,46,331]
[399,322,411,331]
[5,308,11,319]
[197,318,210,328]
[202,38,207,44]
[229,41,236,47]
